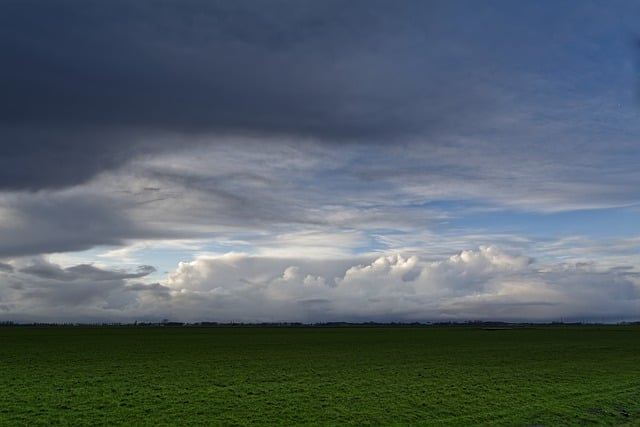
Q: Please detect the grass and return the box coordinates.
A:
[1,325,640,425]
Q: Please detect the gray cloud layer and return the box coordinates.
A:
[3,1,637,190]
[0,0,462,189]
[1,138,640,259]
[1,0,481,135]
[0,257,163,319]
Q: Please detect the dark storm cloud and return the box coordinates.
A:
[0,126,141,191]
[0,257,164,313]
[19,259,155,282]
[125,282,171,294]
[0,263,14,273]
[0,0,507,190]
[66,264,156,281]
[0,191,181,257]
[0,0,450,132]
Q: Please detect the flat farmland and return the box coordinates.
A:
[1,326,640,425]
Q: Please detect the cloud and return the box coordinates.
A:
[0,1,639,328]
[4,247,636,323]
[202,248,638,322]
[19,258,155,282]
[157,247,639,323]
[4,1,637,191]
[0,189,154,258]
[0,257,166,322]
[0,0,489,136]
[0,0,482,189]
[1,132,640,261]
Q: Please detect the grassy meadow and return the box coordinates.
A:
[1,325,640,425]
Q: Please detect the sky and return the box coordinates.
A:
[1,0,640,323]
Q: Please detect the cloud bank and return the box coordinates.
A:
[2,247,638,323]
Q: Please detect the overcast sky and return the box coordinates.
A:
[1,0,640,323]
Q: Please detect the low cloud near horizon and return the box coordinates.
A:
[2,247,638,323]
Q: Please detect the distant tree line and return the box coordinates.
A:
[1,320,639,328]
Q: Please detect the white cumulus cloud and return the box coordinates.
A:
[156,246,639,323]
[2,247,638,323]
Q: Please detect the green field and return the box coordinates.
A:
[1,326,640,426]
